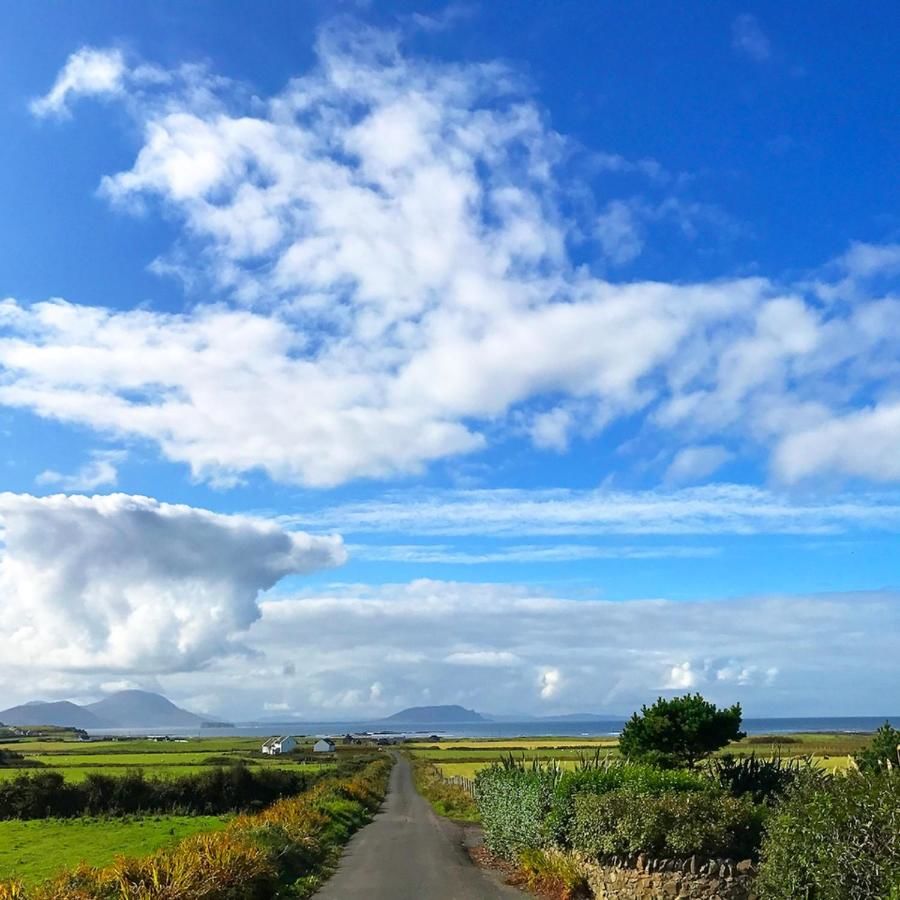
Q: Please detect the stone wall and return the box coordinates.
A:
[580,852,757,900]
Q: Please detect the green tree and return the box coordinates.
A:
[854,721,900,772]
[619,694,745,769]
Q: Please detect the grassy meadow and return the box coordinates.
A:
[0,815,228,886]
[0,734,333,782]
[407,731,874,779]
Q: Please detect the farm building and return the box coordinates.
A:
[261,735,296,755]
[313,738,336,753]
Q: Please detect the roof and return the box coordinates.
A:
[262,735,294,748]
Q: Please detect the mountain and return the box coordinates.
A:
[382,705,486,724]
[84,691,207,727]
[0,700,110,729]
[0,691,208,730]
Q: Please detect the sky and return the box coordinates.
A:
[0,1,898,720]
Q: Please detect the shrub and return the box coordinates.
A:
[619,693,745,769]
[757,769,900,900]
[706,753,814,805]
[518,848,589,899]
[474,760,562,858]
[854,721,900,773]
[475,755,710,858]
[570,788,764,860]
[549,760,708,843]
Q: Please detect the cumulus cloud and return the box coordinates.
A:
[664,445,732,485]
[6,32,899,489]
[538,667,562,699]
[30,48,127,118]
[0,493,345,672]
[37,450,125,491]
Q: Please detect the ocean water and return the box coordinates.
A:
[94,715,900,740]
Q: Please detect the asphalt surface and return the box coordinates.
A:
[315,756,526,899]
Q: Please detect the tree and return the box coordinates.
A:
[854,721,900,772]
[619,693,745,769]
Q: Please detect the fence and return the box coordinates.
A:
[441,772,475,798]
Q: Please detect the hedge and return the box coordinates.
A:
[757,769,900,900]
[0,757,391,899]
[570,788,764,860]
[0,764,321,820]
[474,758,710,858]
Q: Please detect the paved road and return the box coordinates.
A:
[316,756,525,899]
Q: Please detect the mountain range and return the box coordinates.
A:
[0,690,208,729]
[0,694,621,731]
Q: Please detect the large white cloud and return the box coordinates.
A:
[3,32,895,487]
[0,493,345,672]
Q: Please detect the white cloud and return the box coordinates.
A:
[288,484,900,537]
[529,407,575,452]
[0,493,345,672]
[445,650,521,667]
[36,450,125,491]
[6,34,899,489]
[595,200,643,265]
[351,542,719,563]
[538,666,562,699]
[30,48,127,118]
[664,445,732,485]
[774,402,900,483]
[664,661,697,690]
[732,14,771,63]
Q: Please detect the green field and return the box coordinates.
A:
[0,735,337,783]
[0,815,228,886]
[411,732,874,779]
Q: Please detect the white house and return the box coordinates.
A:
[261,735,297,755]
[313,738,336,753]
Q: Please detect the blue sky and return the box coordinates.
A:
[0,1,898,719]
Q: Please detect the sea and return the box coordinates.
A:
[92,716,900,740]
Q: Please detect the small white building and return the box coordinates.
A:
[261,735,297,755]
[313,738,336,753]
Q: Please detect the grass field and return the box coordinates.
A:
[414,732,874,778]
[0,735,336,783]
[0,815,228,885]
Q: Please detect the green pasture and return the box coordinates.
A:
[0,735,335,783]
[0,815,228,886]
[413,732,872,777]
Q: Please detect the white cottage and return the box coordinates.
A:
[261,735,297,755]
[313,738,336,753]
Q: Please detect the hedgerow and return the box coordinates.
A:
[0,757,391,899]
[474,755,710,858]
[757,769,900,900]
[0,764,318,820]
[569,788,764,859]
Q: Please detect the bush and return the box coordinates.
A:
[474,760,562,857]
[706,753,813,805]
[619,693,745,769]
[549,760,708,843]
[757,769,900,900]
[854,721,900,773]
[570,788,764,860]
[475,755,710,858]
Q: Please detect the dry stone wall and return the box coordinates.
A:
[580,853,757,900]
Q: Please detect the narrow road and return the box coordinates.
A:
[316,756,526,899]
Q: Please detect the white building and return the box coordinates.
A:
[261,735,297,755]
[313,738,336,753]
